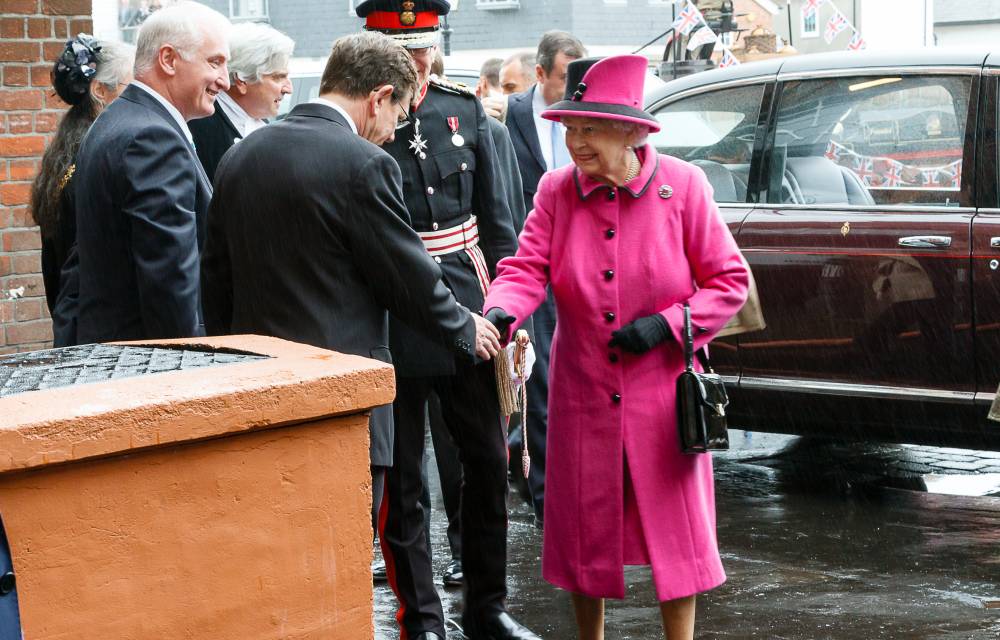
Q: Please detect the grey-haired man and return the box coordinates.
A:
[190,21,294,182]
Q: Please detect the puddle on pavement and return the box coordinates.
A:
[374,431,1000,639]
[921,473,1000,497]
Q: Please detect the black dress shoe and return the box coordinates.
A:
[372,558,387,584]
[442,558,464,587]
[464,611,541,640]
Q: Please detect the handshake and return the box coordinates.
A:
[475,307,674,359]
[470,308,517,361]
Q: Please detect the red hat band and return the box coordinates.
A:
[365,10,440,30]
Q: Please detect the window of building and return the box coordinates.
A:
[476,0,521,9]
[801,6,818,39]
[230,0,268,21]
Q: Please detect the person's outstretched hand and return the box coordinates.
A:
[608,314,671,354]
[485,307,516,342]
[473,314,502,360]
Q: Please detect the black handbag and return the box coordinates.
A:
[677,303,730,454]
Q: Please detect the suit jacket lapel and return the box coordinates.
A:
[512,86,547,174]
[215,102,242,142]
[121,85,213,192]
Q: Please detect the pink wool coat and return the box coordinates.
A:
[484,145,748,601]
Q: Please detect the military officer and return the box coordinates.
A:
[356,2,540,639]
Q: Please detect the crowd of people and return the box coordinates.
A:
[29,1,748,639]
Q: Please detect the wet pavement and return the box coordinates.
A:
[375,431,1000,638]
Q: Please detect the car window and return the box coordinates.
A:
[648,84,764,203]
[766,74,971,208]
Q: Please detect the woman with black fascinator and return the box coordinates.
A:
[30,34,134,313]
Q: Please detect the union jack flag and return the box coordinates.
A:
[824,12,849,44]
[672,2,701,36]
[824,140,842,162]
[853,156,875,186]
[921,168,940,188]
[879,159,903,187]
[847,31,867,51]
[803,0,823,19]
[718,49,739,68]
[948,160,962,188]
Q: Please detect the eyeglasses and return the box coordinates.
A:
[394,102,411,130]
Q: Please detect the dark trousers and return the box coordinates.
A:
[524,288,555,524]
[427,392,462,561]
[381,362,508,637]
[372,465,386,536]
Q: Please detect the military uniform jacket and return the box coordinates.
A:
[383,79,518,376]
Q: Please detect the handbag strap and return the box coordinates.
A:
[683,302,713,373]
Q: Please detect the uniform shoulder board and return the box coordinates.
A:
[429,75,476,98]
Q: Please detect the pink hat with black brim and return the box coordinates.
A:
[542,54,660,133]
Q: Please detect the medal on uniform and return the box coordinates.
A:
[447,116,464,147]
[409,117,427,159]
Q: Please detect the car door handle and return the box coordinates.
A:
[897,235,952,248]
[990,237,1000,249]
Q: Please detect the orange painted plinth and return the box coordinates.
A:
[0,335,395,640]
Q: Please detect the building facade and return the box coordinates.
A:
[934,0,1000,48]
[103,0,779,60]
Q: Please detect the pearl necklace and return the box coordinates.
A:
[623,148,640,184]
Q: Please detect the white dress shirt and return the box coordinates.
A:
[532,85,567,171]
[310,97,359,135]
[217,91,267,139]
[130,80,194,145]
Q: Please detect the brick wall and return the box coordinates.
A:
[0,0,91,354]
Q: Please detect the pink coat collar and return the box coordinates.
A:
[574,143,659,201]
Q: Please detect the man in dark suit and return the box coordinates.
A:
[189,22,294,183]
[199,32,501,567]
[505,31,586,528]
[65,1,231,344]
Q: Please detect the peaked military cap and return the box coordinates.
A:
[356,0,450,49]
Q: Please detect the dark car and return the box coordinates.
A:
[644,49,1000,449]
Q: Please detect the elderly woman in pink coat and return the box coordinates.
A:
[484,55,748,640]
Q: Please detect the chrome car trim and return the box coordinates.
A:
[898,235,952,248]
[778,66,981,81]
[721,375,739,386]
[749,203,976,214]
[645,76,774,112]
[740,376,975,403]
[974,391,996,405]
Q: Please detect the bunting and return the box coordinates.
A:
[802,0,868,53]
[824,12,849,43]
[670,1,741,68]
[687,26,717,51]
[824,140,962,190]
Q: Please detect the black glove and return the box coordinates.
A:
[609,314,671,354]
[485,307,516,340]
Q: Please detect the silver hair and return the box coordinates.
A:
[228,22,294,84]
[93,39,135,91]
[133,1,231,77]
[609,120,649,147]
